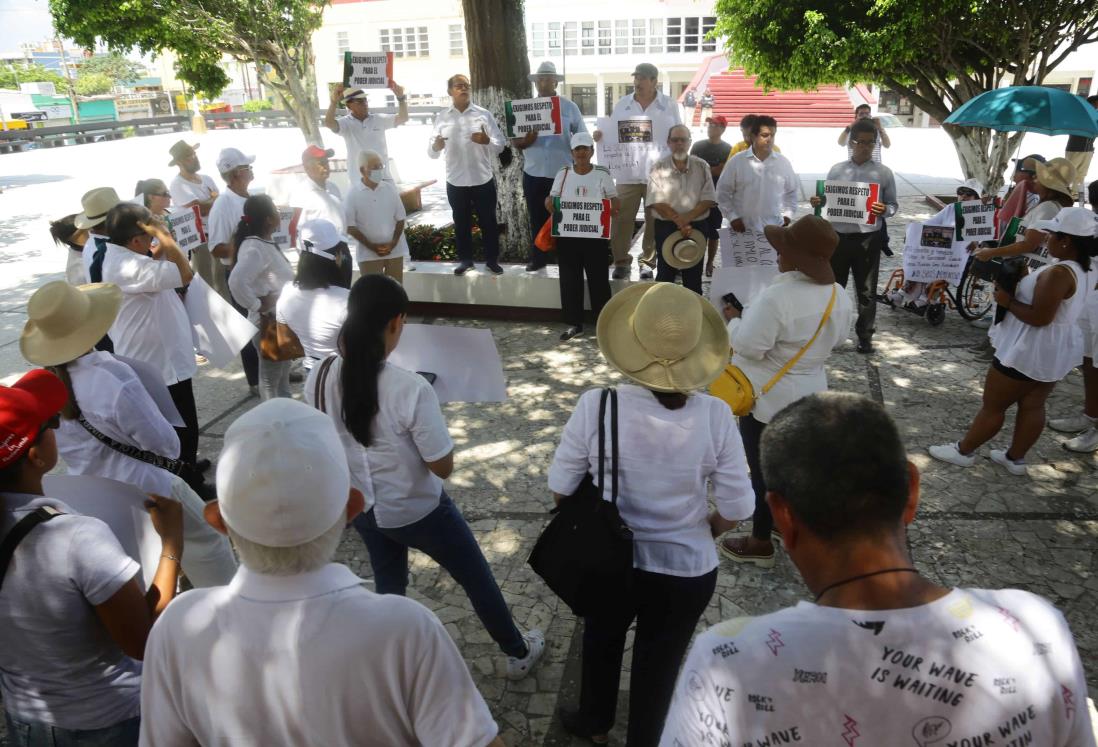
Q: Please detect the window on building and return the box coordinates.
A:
[702,16,717,51]
[631,19,646,54]
[564,21,578,56]
[665,17,717,53]
[666,17,682,53]
[598,20,611,55]
[336,31,350,54]
[379,26,430,58]
[683,17,700,52]
[449,25,464,56]
[581,21,595,56]
[532,22,546,57]
[614,20,629,54]
[548,21,562,52]
[648,18,664,53]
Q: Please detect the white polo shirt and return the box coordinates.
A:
[139,564,499,747]
[99,244,196,386]
[275,284,349,368]
[343,180,410,263]
[607,91,683,184]
[336,112,396,173]
[205,189,249,266]
[289,177,345,236]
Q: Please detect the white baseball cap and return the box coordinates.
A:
[216,398,350,547]
[216,147,256,175]
[1032,207,1098,237]
[571,132,594,149]
[299,219,343,260]
[958,178,985,196]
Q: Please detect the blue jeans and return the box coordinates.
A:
[445,180,500,265]
[4,713,140,747]
[352,491,526,658]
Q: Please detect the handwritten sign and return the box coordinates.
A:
[342,52,393,89]
[271,206,295,248]
[166,206,206,254]
[504,96,562,137]
[954,202,997,243]
[815,180,881,225]
[903,223,969,284]
[551,197,612,239]
[710,229,779,308]
[596,116,661,183]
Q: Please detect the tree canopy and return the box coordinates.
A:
[77,52,145,85]
[73,72,113,96]
[713,0,1098,189]
[0,63,66,90]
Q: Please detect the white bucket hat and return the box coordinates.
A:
[661,229,707,270]
[21,281,122,366]
[528,61,564,82]
[596,282,728,393]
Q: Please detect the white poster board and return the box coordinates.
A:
[504,96,562,137]
[815,180,881,226]
[342,51,393,89]
[710,228,779,309]
[388,324,507,403]
[551,197,612,239]
[183,275,258,368]
[271,206,295,248]
[954,202,997,243]
[42,474,161,590]
[595,116,661,184]
[902,223,969,284]
[166,206,206,254]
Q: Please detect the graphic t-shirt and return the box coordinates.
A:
[660,588,1095,747]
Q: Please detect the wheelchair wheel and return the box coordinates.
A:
[955,264,994,321]
[926,303,946,326]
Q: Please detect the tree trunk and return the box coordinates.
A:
[462,0,532,261]
[260,44,323,146]
[942,124,1024,195]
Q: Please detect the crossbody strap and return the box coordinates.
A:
[608,388,619,506]
[0,507,64,592]
[596,388,608,496]
[313,355,337,415]
[77,415,186,475]
[760,286,838,396]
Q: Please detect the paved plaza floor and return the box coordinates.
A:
[1,130,1096,745]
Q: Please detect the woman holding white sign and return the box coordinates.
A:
[545,132,618,341]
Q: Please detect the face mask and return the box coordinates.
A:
[368,169,385,182]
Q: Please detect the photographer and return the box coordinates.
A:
[837,104,890,163]
[930,206,1098,476]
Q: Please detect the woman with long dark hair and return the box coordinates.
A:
[227,195,295,400]
[306,274,545,680]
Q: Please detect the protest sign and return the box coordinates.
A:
[166,206,205,254]
[342,52,393,89]
[271,206,296,248]
[710,229,779,309]
[183,275,258,368]
[595,116,661,184]
[814,180,881,225]
[389,325,507,403]
[504,96,562,137]
[903,223,969,284]
[551,197,612,239]
[954,202,997,243]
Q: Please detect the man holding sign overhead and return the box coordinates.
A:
[810,118,897,354]
[325,75,409,182]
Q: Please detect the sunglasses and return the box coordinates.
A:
[669,137,691,143]
[150,192,171,198]
[850,138,876,146]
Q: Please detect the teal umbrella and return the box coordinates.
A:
[944,86,1098,137]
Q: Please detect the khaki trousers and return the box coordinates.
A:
[610,183,656,269]
[359,257,404,284]
[1065,150,1093,195]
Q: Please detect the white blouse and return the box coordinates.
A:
[228,237,294,323]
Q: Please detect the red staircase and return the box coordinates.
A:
[692,69,857,128]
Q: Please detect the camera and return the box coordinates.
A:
[968,247,1026,324]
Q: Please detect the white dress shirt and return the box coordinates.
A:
[99,243,196,386]
[205,189,248,265]
[727,271,853,424]
[343,180,409,263]
[427,104,506,187]
[716,148,799,231]
[169,173,218,211]
[228,237,294,322]
[336,112,396,172]
[548,385,754,577]
[607,91,683,183]
[289,178,345,237]
[140,564,499,747]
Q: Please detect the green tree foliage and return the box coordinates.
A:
[73,71,113,96]
[0,63,66,90]
[49,0,325,143]
[77,52,145,85]
[713,0,1098,190]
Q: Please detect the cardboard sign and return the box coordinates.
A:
[183,275,258,368]
[595,116,661,184]
[271,206,296,248]
[814,180,881,225]
[903,223,969,284]
[504,96,562,137]
[551,197,612,239]
[166,206,206,254]
[954,202,997,243]
[711,228,779,307]
[342,51,393,89]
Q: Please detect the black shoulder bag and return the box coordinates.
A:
[0,507,64,592]
[528,388,634,616]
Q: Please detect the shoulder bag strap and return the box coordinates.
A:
[760,285,838,396]
[0,507,64,592]
[314,355,337,415]
[609,388,619,507]
[77,415,186,475]
[596,388,609,495]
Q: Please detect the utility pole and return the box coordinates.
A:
[54,33,79,123]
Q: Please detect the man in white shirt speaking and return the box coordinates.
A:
[140,398,506,747]
[716,114,798,238]
[661,392,1096,747]
[429,73,507,276]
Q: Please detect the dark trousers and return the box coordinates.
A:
[831,230,883,342]
[446,180,500,265]
[579,567,717,745]
[524,172,555,265]
[224,265,259,386]
[352,491,527,658]
[166,377,199,467]
[653,219,705,294]
[558,237,612,327]
[739,414,771,541]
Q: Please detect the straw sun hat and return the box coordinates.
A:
[660,228,707,270]
[1035,157,1077,199]
[596,282,728,393]
[20,281,122,366]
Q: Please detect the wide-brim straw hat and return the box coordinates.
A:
[529,61,564,82]
[661,228,707,269]
[21,281,122,366]
[596,282,728,393]
[74,187,121,230]
[763,216,838,285]
[1035,157,1077,198]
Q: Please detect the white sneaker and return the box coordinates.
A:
[989,449,1028,476]
[928,442,976,468]
[1064,426,1098,453]
[506,629,545,680]
[1048,413,1094,433]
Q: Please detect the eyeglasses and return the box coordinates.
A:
[151,192,170,198]
[669,137,691,143]
[850,139,876,146]
[451,83,471,90]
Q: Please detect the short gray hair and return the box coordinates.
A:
[357,149,383,170]
[226,516,346,576]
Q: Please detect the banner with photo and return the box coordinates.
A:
[595,116,661,184]
[903,223,969,284]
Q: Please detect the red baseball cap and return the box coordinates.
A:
[302,145,335,162]
[0,369,67,468]
[706,115,728,127]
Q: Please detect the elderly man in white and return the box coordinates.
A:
[140,399,506,747]
[345,149,410,283]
